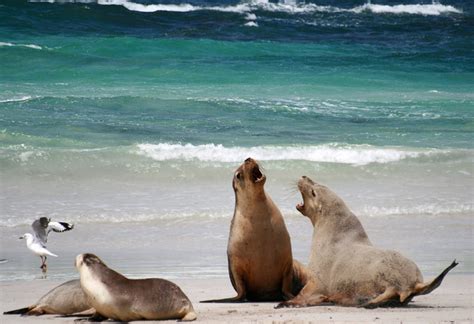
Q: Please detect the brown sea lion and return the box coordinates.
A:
[277,176,457,308]
[3,279,93,316]
[203,158,308,302]
[75,253,196,321]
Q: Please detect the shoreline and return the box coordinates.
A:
[1,274,472,323]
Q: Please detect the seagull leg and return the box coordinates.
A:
[40,256,47,272]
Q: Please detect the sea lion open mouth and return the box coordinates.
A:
[296,202,304,212]
[252,165,264,182]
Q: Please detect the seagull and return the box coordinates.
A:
[21,217,74,272]
[20,233,58,272]
[32,217,74,246]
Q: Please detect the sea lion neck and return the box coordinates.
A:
[94,263,127,282]
[315,207,371,245]
[235,188,268,210]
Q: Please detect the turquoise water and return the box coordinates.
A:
[0,0,472,279]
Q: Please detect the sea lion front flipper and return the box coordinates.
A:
[275,278,327,308]
[289,259,312,297]
[74,312,108,322]
[60,308,97,318]
[201,259,247,303]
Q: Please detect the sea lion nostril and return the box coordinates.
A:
[245,157,252,163]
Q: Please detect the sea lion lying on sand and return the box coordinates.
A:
[203,158,309,302]
[3,279,93,316]
[277,176,457,308]
[76,253,196,321]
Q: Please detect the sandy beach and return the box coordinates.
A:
[2,1,473,323]
[1,275,472,323]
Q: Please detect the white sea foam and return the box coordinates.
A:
[136,143,447,166]
[0,42,43,50]
[32,0,462,16]
[244,21,259,27]
[351,3,462,15]
[0,96,33,103]
[360,204,473,217]
[245,13,257,20]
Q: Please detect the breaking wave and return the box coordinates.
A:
[136,143,452,165]
[0,42,43,50]
[28,0,463,16]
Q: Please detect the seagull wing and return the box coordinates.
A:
[31,217,49,245]
[48,221,74,233]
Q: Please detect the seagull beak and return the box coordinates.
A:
[19,236,24,240]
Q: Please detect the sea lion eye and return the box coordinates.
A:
[236,172,241,180]
[312,189,316,197]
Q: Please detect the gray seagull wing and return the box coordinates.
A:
[31,217,50,246]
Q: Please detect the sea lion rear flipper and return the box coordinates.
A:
[402,259,458,305]
[360,287,400,308]
[200,296,246,303]
[3,306,31,315]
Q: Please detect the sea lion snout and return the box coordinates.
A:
[76,253,103,270]
[75,254,84,269]
[233,158,266,191]
[296,176,319,217]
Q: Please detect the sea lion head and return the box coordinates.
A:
[296,176,337,225]
[75,253,105,271]
[233,157,266,196]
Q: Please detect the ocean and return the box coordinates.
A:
[0,0,472,281]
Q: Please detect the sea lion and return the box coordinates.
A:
[3,279,93,316]
[75,253,197,321]
[203,158,308,302]
[277,176,458,308]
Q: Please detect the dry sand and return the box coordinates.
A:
[1,274,472,323]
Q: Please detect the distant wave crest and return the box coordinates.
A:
[351,3,462,15]
[360,204,473,217]
[0,96,34,103]
[29,0,463,16]
[0,42,43,50]
[136,143,450,165]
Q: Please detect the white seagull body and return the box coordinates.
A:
[21,217,74,272]
[20,233,57,272]
[21,233,57,258]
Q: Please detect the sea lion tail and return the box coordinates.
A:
[402,259,458,304]
[3,307,31,315]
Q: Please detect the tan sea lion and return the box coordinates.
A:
[277,176,457,308]
[3,279,93,316]
[75,253,197,321]
[203,158,308,302]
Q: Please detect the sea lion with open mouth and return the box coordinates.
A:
[277,176,457,308]
[203,158,308,302]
